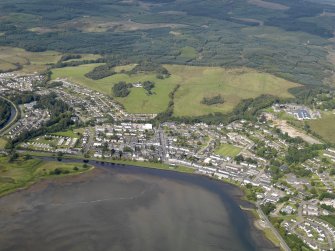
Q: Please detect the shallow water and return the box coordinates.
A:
[0,163,278,251]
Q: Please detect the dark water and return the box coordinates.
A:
[0,161,279,251]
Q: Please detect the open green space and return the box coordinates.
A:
[0,138,7,149]
[178,46,198,61]
[0,46,62,73]
[167,65,299,116]
[214,143,242,157]
[63,54,101,63]
[319,216,335,228]
[52,64,299,116]
[52,128,84,138]
[306,112,335,144]
[0,156,92,197]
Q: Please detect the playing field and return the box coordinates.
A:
[51,63,299,116]
[307,112,335,144]
[214,144,242,157]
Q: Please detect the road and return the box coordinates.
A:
[0,95,19,136]
[84,128,95,154]
[158,126,167,162]
[256,202,291,251]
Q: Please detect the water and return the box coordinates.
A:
[0,162,279,251]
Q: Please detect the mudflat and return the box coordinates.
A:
[0,163,278,251]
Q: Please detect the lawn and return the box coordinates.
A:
[0,156,92,197]
[51,63,299,116]
[306,112,335,144]
[52,128,84,138]
[214,143,242,157]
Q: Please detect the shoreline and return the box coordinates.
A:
[2,152,282,250]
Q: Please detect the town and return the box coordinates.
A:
[1,72,335,251]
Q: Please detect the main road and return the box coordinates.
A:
[256,202,291,251]
[0,95,19,136]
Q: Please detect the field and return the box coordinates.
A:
[0,46,62,73]
[319,216,335,228]
[306,112,335,144]
[0,47,101,74]
[52,128,85,138]
[0,138,7,149]
[52,64,176,114]
[214,144,242,157]
[178,46,198,61]
[167,65,299,116]
[0,157,92,197]
[52,64,299,116]
[63,54,102,62]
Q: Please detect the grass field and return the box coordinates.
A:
[0,157,92,197]
[0,138,7,149]
[63,54,102,63]
[214,143,242,157]
[51,63,299,116]
[0,47,101,74]
[178,46,198,61]
[319,216,335,228]
[306,112,335,144]
[0,46,62,73]
[51,64,177,114]
[52,128,84,138]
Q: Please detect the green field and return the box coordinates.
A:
[52,128,84,138]
[0,46,62,73]
[0,138,7,149]
[178,46,198,61]
[214,143,242,157]
[52,63,299,116]
[319,216,335,228]
[306,112,335,144]
[63,54,101,63]
[0,156,92,197]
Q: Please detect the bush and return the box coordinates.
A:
[201,95,224,105]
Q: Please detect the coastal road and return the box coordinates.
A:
[0,95,19,136]
[158,126,167,162]
[256,202,291,251]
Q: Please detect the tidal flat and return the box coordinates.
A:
[0,162,279,251]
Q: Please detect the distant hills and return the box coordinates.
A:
[0,0,334,86]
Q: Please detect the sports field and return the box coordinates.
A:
[51,63,299,116]
[214,144,242,157]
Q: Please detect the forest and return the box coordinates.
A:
[0,0,333,86]
[0,99,11,129]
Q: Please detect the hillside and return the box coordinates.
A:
[0,0,334,86]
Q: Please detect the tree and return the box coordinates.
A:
[112,81,130,97]
[57,152,63,161]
